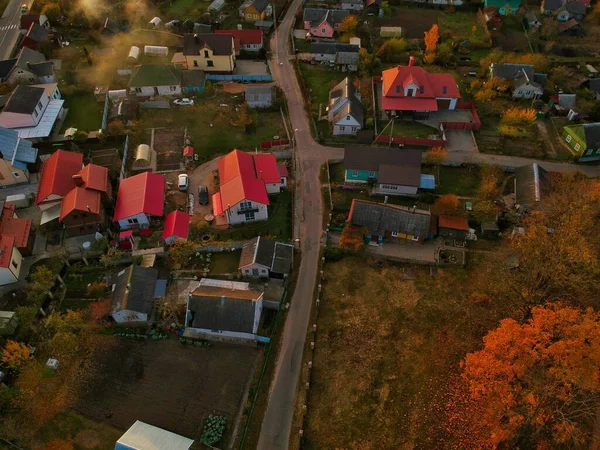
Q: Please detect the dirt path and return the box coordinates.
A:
[536,120,559,157]
[188,156,220,224]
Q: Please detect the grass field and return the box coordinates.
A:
[423,165,481,196]
[299,64,349,106]
[438,11,490,47]
[163,0,209,17]
[303,256,507,449]
[209,250,243,274]
[61,93,104,132]
[138,93,287,162]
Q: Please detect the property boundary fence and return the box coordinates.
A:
[101,93,110,132]
[206,74,273,82]
[374,135,446,147]
[261,139,290,148]
[120,135,129,180]
[441,102,482,131]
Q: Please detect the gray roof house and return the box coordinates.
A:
[514,163,551,209]
[588,78,600,99]
[565,1,587,20]
[344,145,429,196]
[328,77,364,136]
[348,199,432,243]
[0,47,47,85]
[186,278,264,341]
[111,265,160,323]
[245,85,275,108]
[302,8,349,28]
[310,42,359,70]
[238,236,294,278]
[0,126,38,171]
[541,0,565,13]
[489,63,534,80]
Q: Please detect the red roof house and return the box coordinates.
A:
[0,235,21,286]
[36,149,84,205]
[215,29,263,54]
[114,172,165,229]
[0,203,34,256]
[213,149,285,225]
[380,57,461,119]
[162,210,190,245]
[438,215,470,241]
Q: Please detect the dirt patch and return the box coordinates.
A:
[377,7,439,39]
[219,82,246,94]
[74,429,102,449]
[72,337,260,444]
[153,127,186,172]
[86,147,122,171]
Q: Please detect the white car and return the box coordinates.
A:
[173,98,194,106]
[178,174,189,191]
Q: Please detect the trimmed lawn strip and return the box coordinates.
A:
[61,93,104,133]
[423,165,480,196]
[209,250,243,274]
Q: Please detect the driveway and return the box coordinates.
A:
[187,156,219,223]
[445,129,478,153]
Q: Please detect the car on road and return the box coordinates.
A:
[173,98,194,106]
[178,174,189,191]
[21,4,28,12]
[198,185,209,205]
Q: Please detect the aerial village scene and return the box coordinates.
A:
[0,0,600,447]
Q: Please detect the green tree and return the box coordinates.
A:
[100,247,125,267]
[472,200,498,222]
[28,266,57,304]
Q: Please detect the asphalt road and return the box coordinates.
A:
[0,0,31,60]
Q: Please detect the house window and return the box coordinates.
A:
[204,50,209,58]
[411,236,419,242]
[574,143,581,151]
[368,171,375,178]
[340,126,345,131]
[135,88,142,93]
[11,260,17,269]
[240,201,252,210]
[170,86,177,91]
[254,13,258,19]
[29,77,35,82]
[207,60,214,67]
[193,60,198,67]
[391,231,398,237]
[351,170,358,177]
[396,86,400,94]
[352,126,357,132]
[442,86,447,94]
[127,217,139,224]
[37,101,43,110]
[12,172,20,178]
[407,88,415,97]
[419,86,424,94]
[33,110,38,118]
[566,135,572,143]
[245,211,256,221]
[321,28,326,33]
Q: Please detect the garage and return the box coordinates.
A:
[437,99,451,109]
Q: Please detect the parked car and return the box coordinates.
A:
[21,4,28,12]
[198,185,209,205]
[178,174,189,191]
[173,98,194,106]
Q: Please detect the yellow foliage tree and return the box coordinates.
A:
[1,340,30,371]
[476,164,502,200]
[340,225,367,251]
[432,194,461,216]
[339,15,358,34]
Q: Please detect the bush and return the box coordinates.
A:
[323,247,350,262]
[201,415,226,446]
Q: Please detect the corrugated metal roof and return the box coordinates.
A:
[0,126,38,169]
[420,174,435,190]
[153,279,167,298]
[16,99,64,139]
[115,421,193,450]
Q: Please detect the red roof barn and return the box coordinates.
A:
[114,172,165,228]
[162,210,190,245]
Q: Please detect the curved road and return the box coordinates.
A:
[257,3,600,449]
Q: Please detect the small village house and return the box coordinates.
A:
[0,311,19,336]
[113,172,165,230]
[115,421,194,450]
[564,1,587,21]
[212,150,286,225]
[343,145,433,196]
[1,202,35,256]
[20,14,50,30]
[128,64,182,97]
[111,265,160,323]
[0,48,46,84]
[303,8,350,38]
[557,18,584,36]
[19,23,51,52]
[186,278,264,341]
[162,210,190,245]
[215,29,263,53]
[182,34,235,73]
[245,85,275,108]
[0,126,38,186]
[240,0,272,22]
[437,216,470,242]
[488,63,544,99]
[562,123,600,161]
[341,0,363,10]
[310,42,359,71]
[541,0,565,14]
[35,149,83,206]
[0,235,22,286]
[238,236,294,278]
[484,0,521,15]
[328,77,364,135]
[514,163,551,210]
[347,199,433,245]
[0,85,65,139]
[379,57,461,120]
[366,0,383,16]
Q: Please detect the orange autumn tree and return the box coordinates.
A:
[423,24,439,64]
[45,439,74,450]
[340,225,367,251]
[432,194,461,216]
[462,303,600,449]
[424,146,448,181]
[1,340,30,371]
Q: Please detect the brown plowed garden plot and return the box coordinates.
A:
[377,7,439,39]
[153,126,186,172]
[72,337,259,444]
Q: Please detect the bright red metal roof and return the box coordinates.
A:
[0,235,15,268]
[438,215,469,231]
[217,149,270,211]
[80,164,109,192]
[278,164,289,178]
[220,174,269,208]
[162,210,190,241]
[380,96,438,111]
[59,187,102,221]
[183,146,194,157]
[215,29,263,45]
[0,203,32,249]
[36,150,83,204]
[382,65,461,100]
[253,153,280,184]
[218,149,256,185]
[113,172,165,221]
[212,192,224,216]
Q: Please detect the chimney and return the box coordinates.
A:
[408,56,415,67]
[237,23,243,30]
[384,195,388,204]
[72,174,84,187]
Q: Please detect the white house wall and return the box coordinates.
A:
[0,267,17,286]
[187,327,257,341]
[376,184,418,195]
[242,263,270,278]
[252,298,263,334]
[118,212,150,229]
[265,182,281,194]
[226,200,268,225]
[130,85,181,97]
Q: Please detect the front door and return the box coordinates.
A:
[252,268,259,276]
[153,87,159,95]
[437,99,451,109]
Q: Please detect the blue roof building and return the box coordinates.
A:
[0,125,38,185]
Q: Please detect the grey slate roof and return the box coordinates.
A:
[566,1,586,15]
[344,145,422,187]
[303,8,349,28]
[349,200,432,237]
[183,33,233,56]
[329,77,364,125]
[0,126,38,170]
[533,72,548,86]
[514,163,551,206]
[311,42,358,55]
[245,85,275,102]
[0,59,17,80]
[490,63,534,80]
[238,236,293,274]
[589,78,600,93]
[332,100,364,126]
[188,285,262,333]
[251,0,270,13]
[15,47,46,71]
[542,0,564,10]
[583,123,600,148]
[182,69,206,87]
[3,86,45,114]
[111,265,159,316]
[26,23,49,42]
[27,61,54,77]
[193,23,212,34]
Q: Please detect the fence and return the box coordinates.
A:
[101,93,110,132]
[206,74,273,82]
[120,135,129,180]
[441,102,482,131]
[374,135,446,147]
[261,139,290,149]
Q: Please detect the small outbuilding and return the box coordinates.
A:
[162,210,190,245]
[238,236,294,279]
[127,46,140,62]
[149,17,162,28]
[245,85,275,108]
[115,420,194,450]
[0,311,18,336]
[437,216,470,242]
[111,265,160,323]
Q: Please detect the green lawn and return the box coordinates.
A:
[377,120,440,138]
[61,93,104,132]
[423,165,480,196]
[294,38,312,53]
[328,162,346,184]
[163,0,208,18]
[438,11,491,47]
[137,93,287,163]
[299,64,350,106]
[210,250,243,274]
